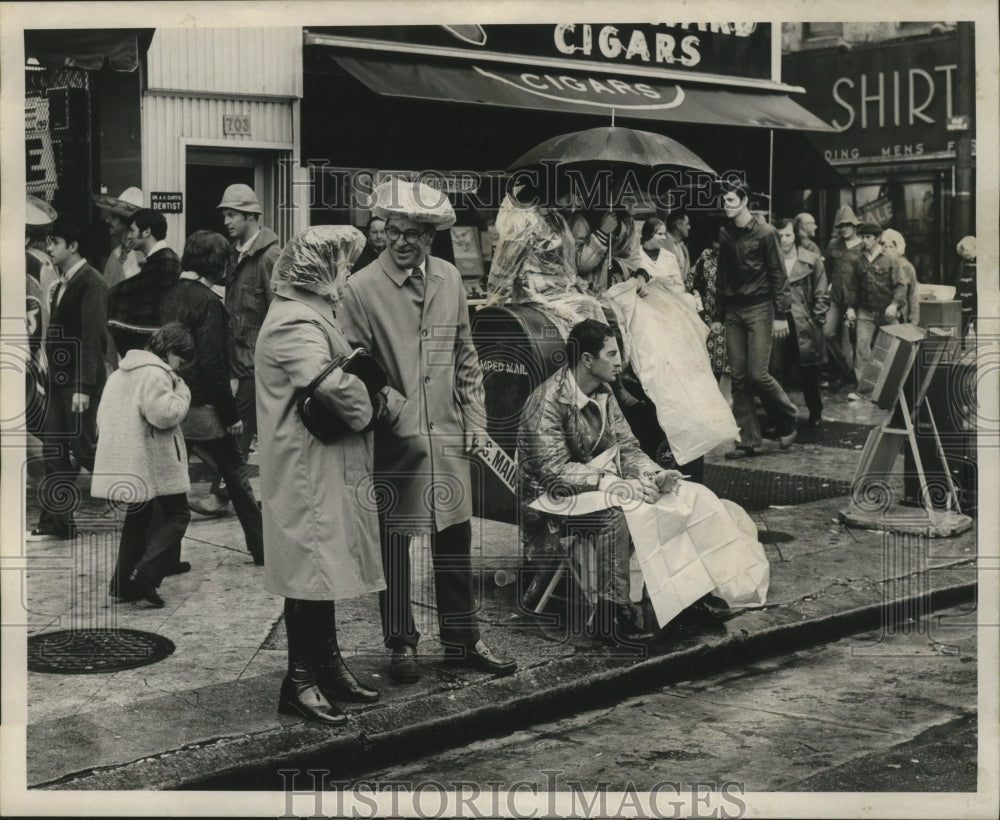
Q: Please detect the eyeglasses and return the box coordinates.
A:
[386,227,429,245]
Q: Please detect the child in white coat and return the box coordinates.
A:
[92,322,195,607]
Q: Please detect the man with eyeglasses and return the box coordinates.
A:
[340,180,517,684]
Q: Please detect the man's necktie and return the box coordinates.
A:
[409,265,424,298]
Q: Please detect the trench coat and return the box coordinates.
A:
[339,250,488,534]
[786,246,830,367]
[254,282,386,600]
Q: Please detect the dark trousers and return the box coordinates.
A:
[769,321,824,422]
[188,435,262,555]
[234,376,257,460]
[726,302,800,448]
[36,386,99,534]
[112,493,190,588]
[379,518,480,650]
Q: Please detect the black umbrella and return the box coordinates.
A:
[508,126,715,175]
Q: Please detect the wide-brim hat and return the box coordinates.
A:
[26,194,58,226]
[371,179,456,231]
[216,183,262,214]
[92,186,144,217]
[833,205,861,227]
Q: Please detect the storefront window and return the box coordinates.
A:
[854,180,941,285]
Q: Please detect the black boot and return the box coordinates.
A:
[278,599,347,726]
[313,601,380,704]
[588,597,654,644]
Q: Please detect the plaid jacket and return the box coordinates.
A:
[107,246,181,356]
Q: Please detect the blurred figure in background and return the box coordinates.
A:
[352,215,387,272]
[685,217,730,403]
[880,229,919,325]
[794,212,821,254]
[160,230,264,566]
[822,206,864,388]
[955,236,977,345]
[638,217,684,290]
[662,210,691,279]
[773,218,829,428]
[853,222,906,384]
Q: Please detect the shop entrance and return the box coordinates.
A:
[185,148,261,242]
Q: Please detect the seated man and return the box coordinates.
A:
[517,318,682,640]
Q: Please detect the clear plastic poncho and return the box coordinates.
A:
[271,225,366,304]
[487,194,578,304]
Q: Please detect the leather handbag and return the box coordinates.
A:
[296,348,390,442]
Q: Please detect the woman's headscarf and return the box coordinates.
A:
[271,225,366,302]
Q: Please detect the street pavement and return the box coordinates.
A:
[16,387,981,791]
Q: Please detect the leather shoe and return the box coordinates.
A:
[109,578,142,602]
[444,640,517,676]
[27,526,72,541]
[388,645,420,684]
[189,494,231,517]
[128,571,164,608]
[248,547,265,566]
[779,427,798,449]
[278,676,347,726]
[317,653,380,703]
[163,561,191,577]
[724,446,759,460]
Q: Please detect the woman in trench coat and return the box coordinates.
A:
[255,225,386,725]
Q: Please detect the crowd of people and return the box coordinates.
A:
[23,172,977,726]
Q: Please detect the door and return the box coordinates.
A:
[185,148,260,243]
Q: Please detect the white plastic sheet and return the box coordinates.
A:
[624,482,770,628]
[607,279,738,465]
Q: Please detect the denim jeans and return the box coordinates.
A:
[823,300,856,381]
[855,309,898,384]
[726,301,800,448]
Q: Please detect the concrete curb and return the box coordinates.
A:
[38,573,975,791]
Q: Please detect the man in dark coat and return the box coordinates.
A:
[217,184,280,461]
[107,209,181,356]
[29,215,109,540]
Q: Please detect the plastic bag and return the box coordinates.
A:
[272,225,366,303]
[487,196,577,304]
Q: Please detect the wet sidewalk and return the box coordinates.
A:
[19,388,979,790]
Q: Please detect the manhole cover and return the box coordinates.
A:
[704,465,851,511]
[28,629,175,674]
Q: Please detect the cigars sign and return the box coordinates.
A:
[314,23,773,80]
[783,34,973,162]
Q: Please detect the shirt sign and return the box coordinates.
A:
[151,192,183,213]
[784,34,973,162]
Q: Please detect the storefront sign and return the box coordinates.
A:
[222,114,251,136]
[150,192,183,213]
[857,195,893,225]
[784,34,973,162]
[313,23,772,80]
[25,97,57,198]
